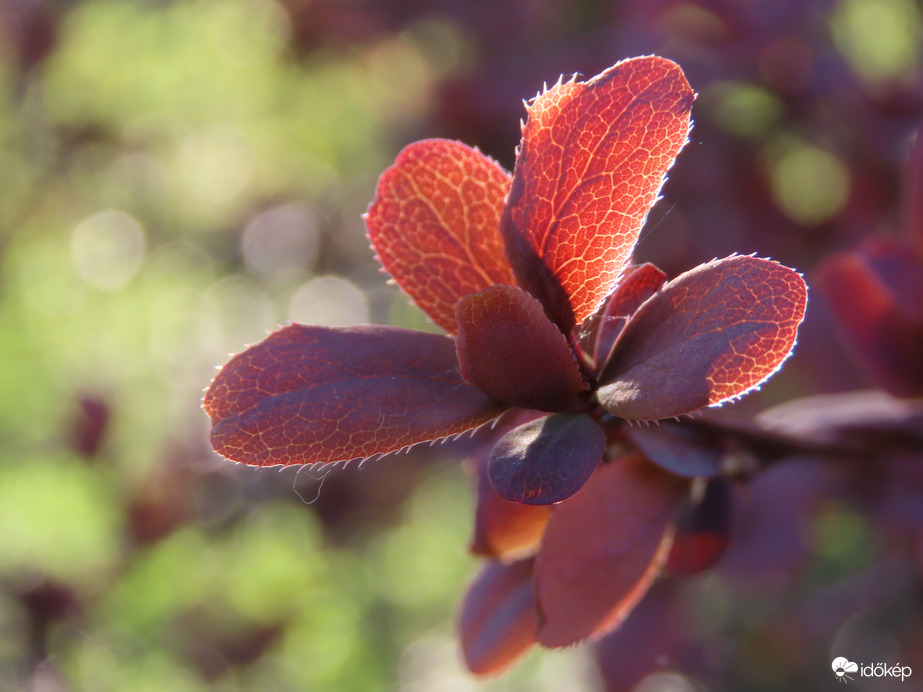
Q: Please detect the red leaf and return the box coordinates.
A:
[816,240,923,398]
[586,263,668,374]
[598,255,807,420]
[487,413,605,505]
[204,324,506,466]
[459,558,537,677]
[901,126,923,252]
[468,420,552,560]
[625,420,724,478]
[665,479,733,576]
[366,139,516,334]
[501,56,694,333]
[455,284,589,412]
[534,454,684,647]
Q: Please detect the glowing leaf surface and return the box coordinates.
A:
[501,56,694,332]
[366,139,515,334]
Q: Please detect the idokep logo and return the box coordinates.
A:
[832,657,913,683]
[832,658,858,683]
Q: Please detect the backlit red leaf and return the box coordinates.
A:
[468,427,552,560]
[534,454,684,647]
[459,558,537,677]
[204,324,505,466]
[598,255,807,420]
[487,413,605,505]
[501,56,694,332]
[455,284,589,411]
[366,139,516,334]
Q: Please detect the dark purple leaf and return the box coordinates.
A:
[487,413,605,505]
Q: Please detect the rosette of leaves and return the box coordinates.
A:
[204,56,808,675]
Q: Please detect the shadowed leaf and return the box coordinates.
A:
[535,454,684,647]
[666,479,733,576]
[598,255,807,420]
[901,127,923,252]
[501,56,693,333]
[366,139,516,334]
[204,324,506,466]
[468,425,552,560]
[459,558,537,677]
[626,420,724,478]
[456,284,589,411]
[586,263,668,375]
[488,413,605,505]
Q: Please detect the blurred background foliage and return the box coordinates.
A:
[0,0,920,690]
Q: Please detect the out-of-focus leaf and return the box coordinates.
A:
[487,413,605,505]
[455,284,589,412]
[587,263,668,375]
[468,426,551,560]
[598,255,807,420]
[501,56,693,333]
[901,127,923,252]
[534,454,684,647]
[366,139,515,334]
[459,558,537,677]
[595,582,685,692]
[204,324,505,466]
[816,239,923,397]
[626,421,724,478]
[666,479,733,576]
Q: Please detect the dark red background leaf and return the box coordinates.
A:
[204,324,505,466]
[534,454,684,647]
[459,558,537,677]
[501,56,694,333]
[666,479,733,576]
[366,139,516,334]
[487,413,605,505]
[455,284,589,411]
[598,255,807,420]
[816,239,923,398]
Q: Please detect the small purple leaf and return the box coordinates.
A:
[487,413,605,505]
[456,284,589,412]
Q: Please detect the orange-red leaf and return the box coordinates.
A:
[455,284,589,412]
[459,559,537,676]
[501,56,694,333]
[598,255,807,420]
[534,454,684,647]
[366,139,516,334]
[666,479,733,576]
[204,324,506,466]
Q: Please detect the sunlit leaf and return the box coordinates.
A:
[204,324,506,466]
[598,255,807,420]
[459,558,537,676]
[534,454,684,647]
[501,56,693,332]
[366,139,516,334]
[666,479,733,576]
[455,284,589,411]
[487,413,605,505]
